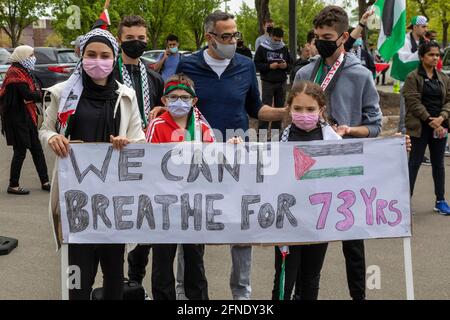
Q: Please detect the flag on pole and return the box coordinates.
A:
[374,0,407,61]
[92,1,112,30]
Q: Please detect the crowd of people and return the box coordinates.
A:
[0,4,448,300]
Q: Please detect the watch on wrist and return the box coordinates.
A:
[359,22,366,28]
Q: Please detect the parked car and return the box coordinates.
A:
[443,47,450,77]
[33,47,79,88]
[141,50,192,70]
[0,48,11,87]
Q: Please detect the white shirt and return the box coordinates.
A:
[203,50,231,78]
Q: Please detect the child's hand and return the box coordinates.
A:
[227,136,244,144]
[110,135,130,150]
[334,125,352,137]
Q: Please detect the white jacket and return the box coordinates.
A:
[39,80,146,249]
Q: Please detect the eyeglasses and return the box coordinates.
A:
[209,31,242,42]
[166,94,193,102]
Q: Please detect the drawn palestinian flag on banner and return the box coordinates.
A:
[293,143,365,181]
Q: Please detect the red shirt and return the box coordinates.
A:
[146,109,215,143]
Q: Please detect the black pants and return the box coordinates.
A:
[9,130,49,188]
[127,244,151,284]
[259,81,287,133]
[68,244,125,300]
[272,244,328,300]
[409,124,446,201]
[342,240,366,300]
[152,244,208,300]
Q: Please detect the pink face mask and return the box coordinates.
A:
[292,113,320,131]
[82,58,114,80]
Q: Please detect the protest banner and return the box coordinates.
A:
[57,137,411,245]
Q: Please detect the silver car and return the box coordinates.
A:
[0,48,11,87]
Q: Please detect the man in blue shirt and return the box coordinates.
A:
[176,10,287,300]
[155,34,182,82]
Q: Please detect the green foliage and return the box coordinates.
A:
[236,2,259,50]
[51,0,223,51]
[0,0,51,47]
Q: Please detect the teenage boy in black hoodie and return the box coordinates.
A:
[254,27,292,137]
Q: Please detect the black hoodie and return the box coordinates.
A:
[254,42,292,83]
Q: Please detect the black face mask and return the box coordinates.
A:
[315,34,344,59]
[121,40,147,59]
[266,26,274,34]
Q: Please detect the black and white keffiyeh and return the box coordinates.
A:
[120,59,151,127]
[56,28,119,136]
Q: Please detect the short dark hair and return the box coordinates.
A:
[419,41,440,57]
[313,6,349,35]
[118,15,147,38]
[166,34,179,43]
[204,10,235,33]
[271,27,284,38]
[306,30,315,44]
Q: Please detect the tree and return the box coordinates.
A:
[357,0,376,20]
[0,0,50,47]
[407,0,450,48]
[236,2,259,50]
[255,0,270,35]
[52,0,117,46]
[269,0,325,47]
[183,0,222,50]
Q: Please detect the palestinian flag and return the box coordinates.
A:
[92,9,111,30]
[374,0,406,61]
[390,50,420,82]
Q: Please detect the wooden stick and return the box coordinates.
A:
[104,0,111,10]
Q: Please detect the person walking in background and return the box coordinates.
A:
[0,45,50,195]
[403,41,450,215]
[254,27,292,140]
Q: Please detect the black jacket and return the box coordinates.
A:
[236,46,253,60]
[254,45,292,83]
[114,58,164,109]
[1,64,42,148]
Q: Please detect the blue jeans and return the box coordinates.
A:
[230,245,252,299]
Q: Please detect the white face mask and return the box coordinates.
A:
[168,99,192,117]
[211,39,236,60]
[20,56,37,71]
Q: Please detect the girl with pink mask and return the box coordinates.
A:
[274,81,341,301]
[40,28,145,300]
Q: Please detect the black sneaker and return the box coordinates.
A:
[7,187,30,195]
[422,156,432,166]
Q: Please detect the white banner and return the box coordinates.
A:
[58,137,411,244]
